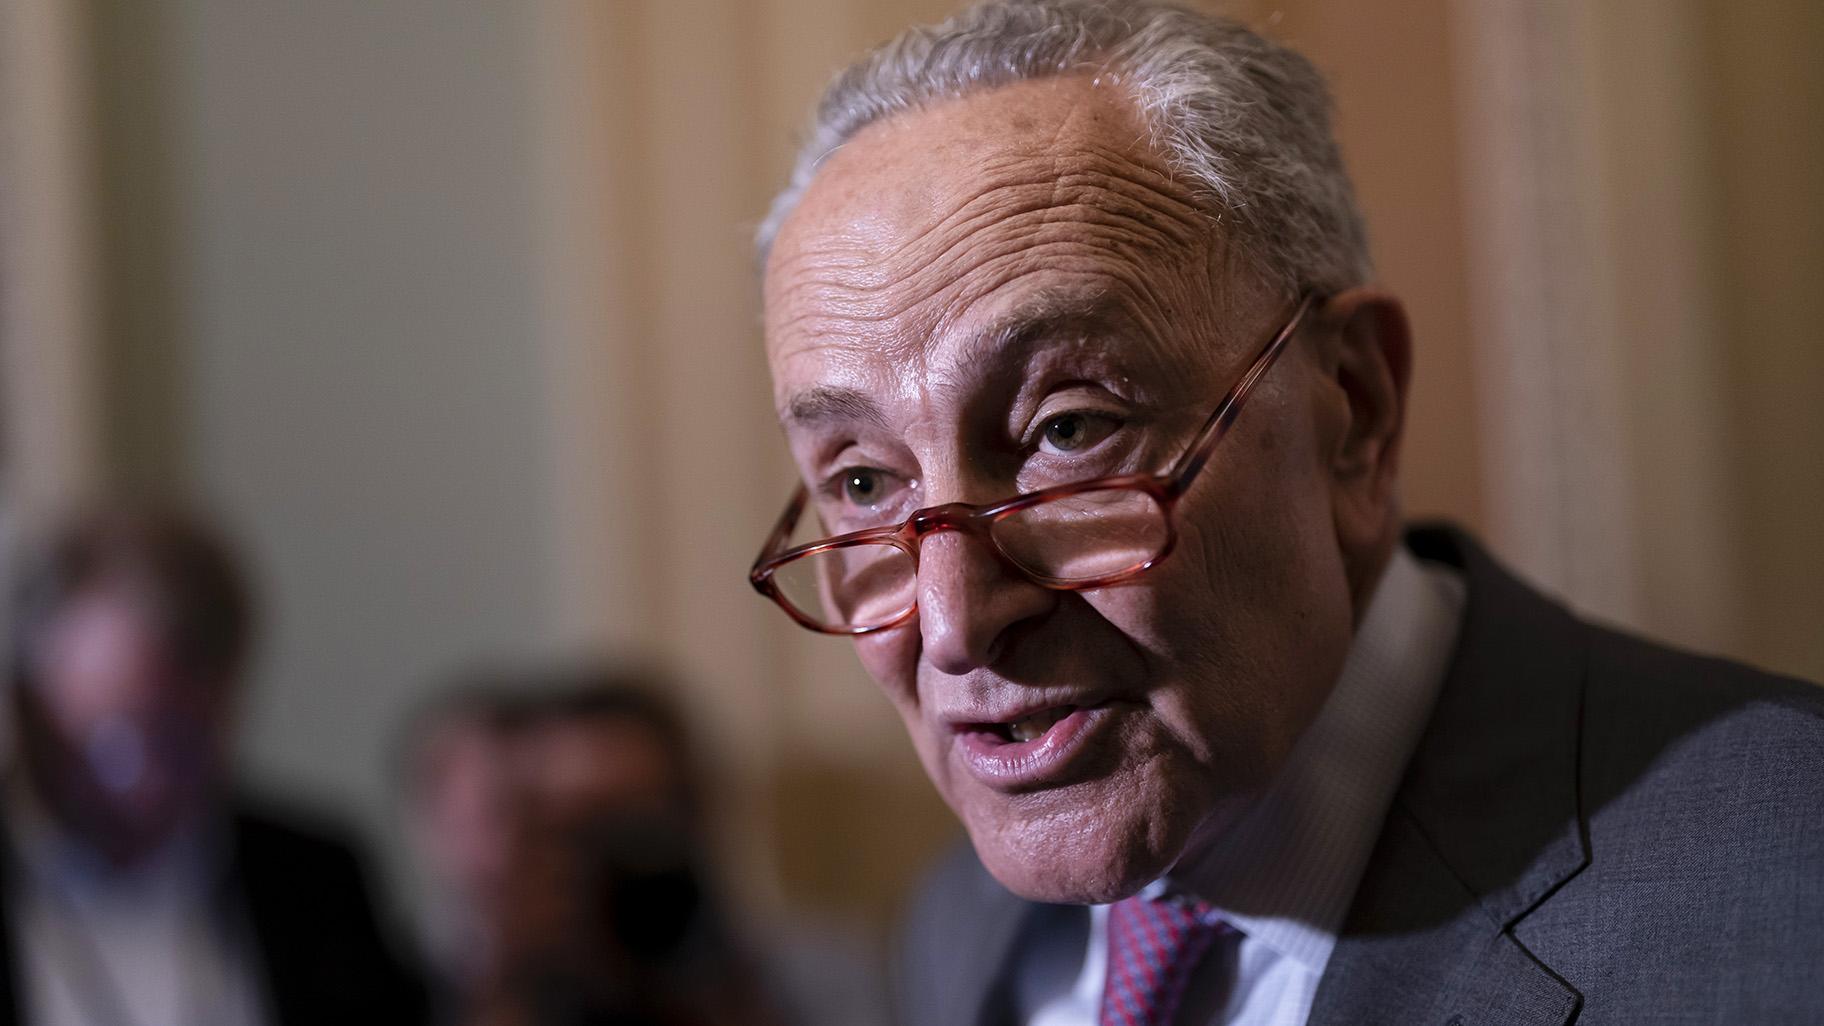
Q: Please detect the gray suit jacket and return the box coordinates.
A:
[896,526,1824,1025]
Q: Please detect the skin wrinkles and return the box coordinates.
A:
[767,165,1209,340]
[762,73,1409,905]
[786,300,1204,514]
[894,161,1211,281]
[766,117,1210,335]
[813,122,1204,272]
[771,256,1240,481]
[782,293,1199,490]
[770,234,1233,406]
[772,262,1158,428]
[770,226,1190,355]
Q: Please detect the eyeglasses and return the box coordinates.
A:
[750,292,1321,635]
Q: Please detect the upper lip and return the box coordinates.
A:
[938,690,1113,729]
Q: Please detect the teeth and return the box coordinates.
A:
[1007,707,1070,743]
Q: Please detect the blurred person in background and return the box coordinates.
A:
[407,673,812,1026]
[403,688,524,1024]
[0,504,425,1026]
[748,1,1824,1024]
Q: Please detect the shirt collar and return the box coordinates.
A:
[1161,544,1466,975]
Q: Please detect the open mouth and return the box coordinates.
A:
[969,705,1080,745]
[953,702,1116,789]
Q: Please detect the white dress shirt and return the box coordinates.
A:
[1016,545,1467,1026]
[3,781,271,1026]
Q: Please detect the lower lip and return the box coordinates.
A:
[954,705,1114,791]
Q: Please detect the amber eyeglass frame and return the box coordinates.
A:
[750,292,1322,635]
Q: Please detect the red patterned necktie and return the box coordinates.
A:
[1098,894,1238,1026]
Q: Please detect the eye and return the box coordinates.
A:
[1038,411,1119,455]
[839,467,891,508]
[815,460,915,526]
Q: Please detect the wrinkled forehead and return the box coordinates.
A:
[762,75,1247,411]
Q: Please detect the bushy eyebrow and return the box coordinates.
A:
[781,386,888,430]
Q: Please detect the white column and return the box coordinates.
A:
[0,0,103,516]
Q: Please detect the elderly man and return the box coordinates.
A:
[748,2,1824,1024]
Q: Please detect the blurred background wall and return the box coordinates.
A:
[3,0,1820,939]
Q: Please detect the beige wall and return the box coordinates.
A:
[1445,0,1824,683]
[1700,0,1824,682]
[1238,0,1485,530]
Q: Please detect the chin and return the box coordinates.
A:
[963,791,1199,905]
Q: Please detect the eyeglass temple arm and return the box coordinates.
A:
[754,484,810,572]
[1164,292,1319,496]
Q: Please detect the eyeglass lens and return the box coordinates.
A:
[771,487,1170,630]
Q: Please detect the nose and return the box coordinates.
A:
[914,528,1054,676]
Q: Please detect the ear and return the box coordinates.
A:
[1317,288,1412,582]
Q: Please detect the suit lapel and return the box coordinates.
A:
[1309,804,1582,1025]
[1311,528,1590,1025]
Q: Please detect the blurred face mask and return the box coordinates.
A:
[25,587,232,858]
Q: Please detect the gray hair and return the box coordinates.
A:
[757,0,1371,297]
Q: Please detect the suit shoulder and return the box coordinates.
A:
[1582,624,1824,785]
[1525,629,1824,1013]
[1578,624,1824,872]
[1587,623,1824,714]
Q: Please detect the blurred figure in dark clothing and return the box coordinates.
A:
[405,674,785,1026]
[0,504,425,1026]
[404,688,525,1022]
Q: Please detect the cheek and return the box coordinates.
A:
[854,630,920,713]
[1086,428,1353,775]
[853,629,964,798]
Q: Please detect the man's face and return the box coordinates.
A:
[24,583,236,860]
[763,76,1361,903]
[413,718,516,906]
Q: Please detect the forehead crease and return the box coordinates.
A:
[766,266,929,353]
[766,228,899,314]
[765,85,1230,394]
[892,153,1209,284]
[769,146,1207,321]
